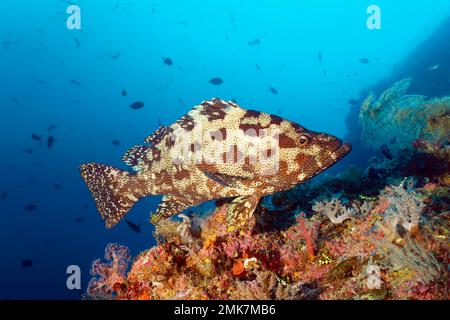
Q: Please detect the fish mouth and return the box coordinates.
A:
[322,142,352,169]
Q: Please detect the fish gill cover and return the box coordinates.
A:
[0,0,449,301]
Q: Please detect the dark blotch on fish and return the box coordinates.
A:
[359,58,370,64]
[47,136,55,148]
[25,204,37,211]
[125,219,141,233]
[121,89,127,97]
[31,134,41,141]
[112,139,120,146]
[129,101,145,110]
[209,77,223,85]
[21,259,33,268]
[248,38,260,46]
[163,57,173,66]
[269,87,278,95]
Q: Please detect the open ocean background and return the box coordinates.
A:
[0,0,449,299]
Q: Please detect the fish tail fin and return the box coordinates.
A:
[80,163,146,228]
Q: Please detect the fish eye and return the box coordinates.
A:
[298,135,310,146]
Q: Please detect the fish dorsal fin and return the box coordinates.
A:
[144,125,173,145]
[193,98,240,120]
[226,194,260,232]
[122,145,150,171]
[150,195,193,224]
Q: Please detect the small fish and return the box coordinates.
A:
[129,101,145,110]
[163,57,173,66]
[74,217,84,223]
[125,219,141,233]
[52,184,62,190]
[347,99,358,106]
[25,204,37,211]
[1,190,7,200]
[25,148,34,154]
[34,78,48,85]
[111,52,121,60]
[121,89,127,97]
[47,136,55,148]
[269,87,278,95]
[318,51,323,62]
[47,124,57,131]
[248,38,260,46]
[112,139,121,146]
[10,97,19,105]
[2,40,19,52]
[31,134,41,141]
[74,37,80,48]
[255,63,260,71]
[69,79,84,87]
[21,259,33,268]
[359,58,370,64]
[381,145,393,160]
[427,64,439,71]
[80,98,351,231]
[209,77,223,85]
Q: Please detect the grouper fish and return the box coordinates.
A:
[80,98,351,231]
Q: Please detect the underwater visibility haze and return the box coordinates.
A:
[0,0,449,300]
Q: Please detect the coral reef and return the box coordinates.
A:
[360,78,449,155]
[86,80,449,300]
[86,170,448,300]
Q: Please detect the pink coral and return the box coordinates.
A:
[87,243,131,299]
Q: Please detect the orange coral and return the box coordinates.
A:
[232,260,246,277]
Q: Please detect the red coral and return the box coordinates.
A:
[298,213,319,258]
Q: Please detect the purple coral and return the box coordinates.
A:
[87,243,131,299]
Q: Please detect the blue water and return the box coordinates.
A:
[1,0,449,299]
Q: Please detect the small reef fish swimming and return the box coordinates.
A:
[80,98,351,231]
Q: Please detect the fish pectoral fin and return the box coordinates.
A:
[151,195,193,224]
[198,164,254,188]
[226,194,260,232]
[144,125,173,146]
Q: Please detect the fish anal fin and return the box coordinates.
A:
[151,195,193,224]
[226,194,260,232]
[144,125,173,145]
[80,163,146,228]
